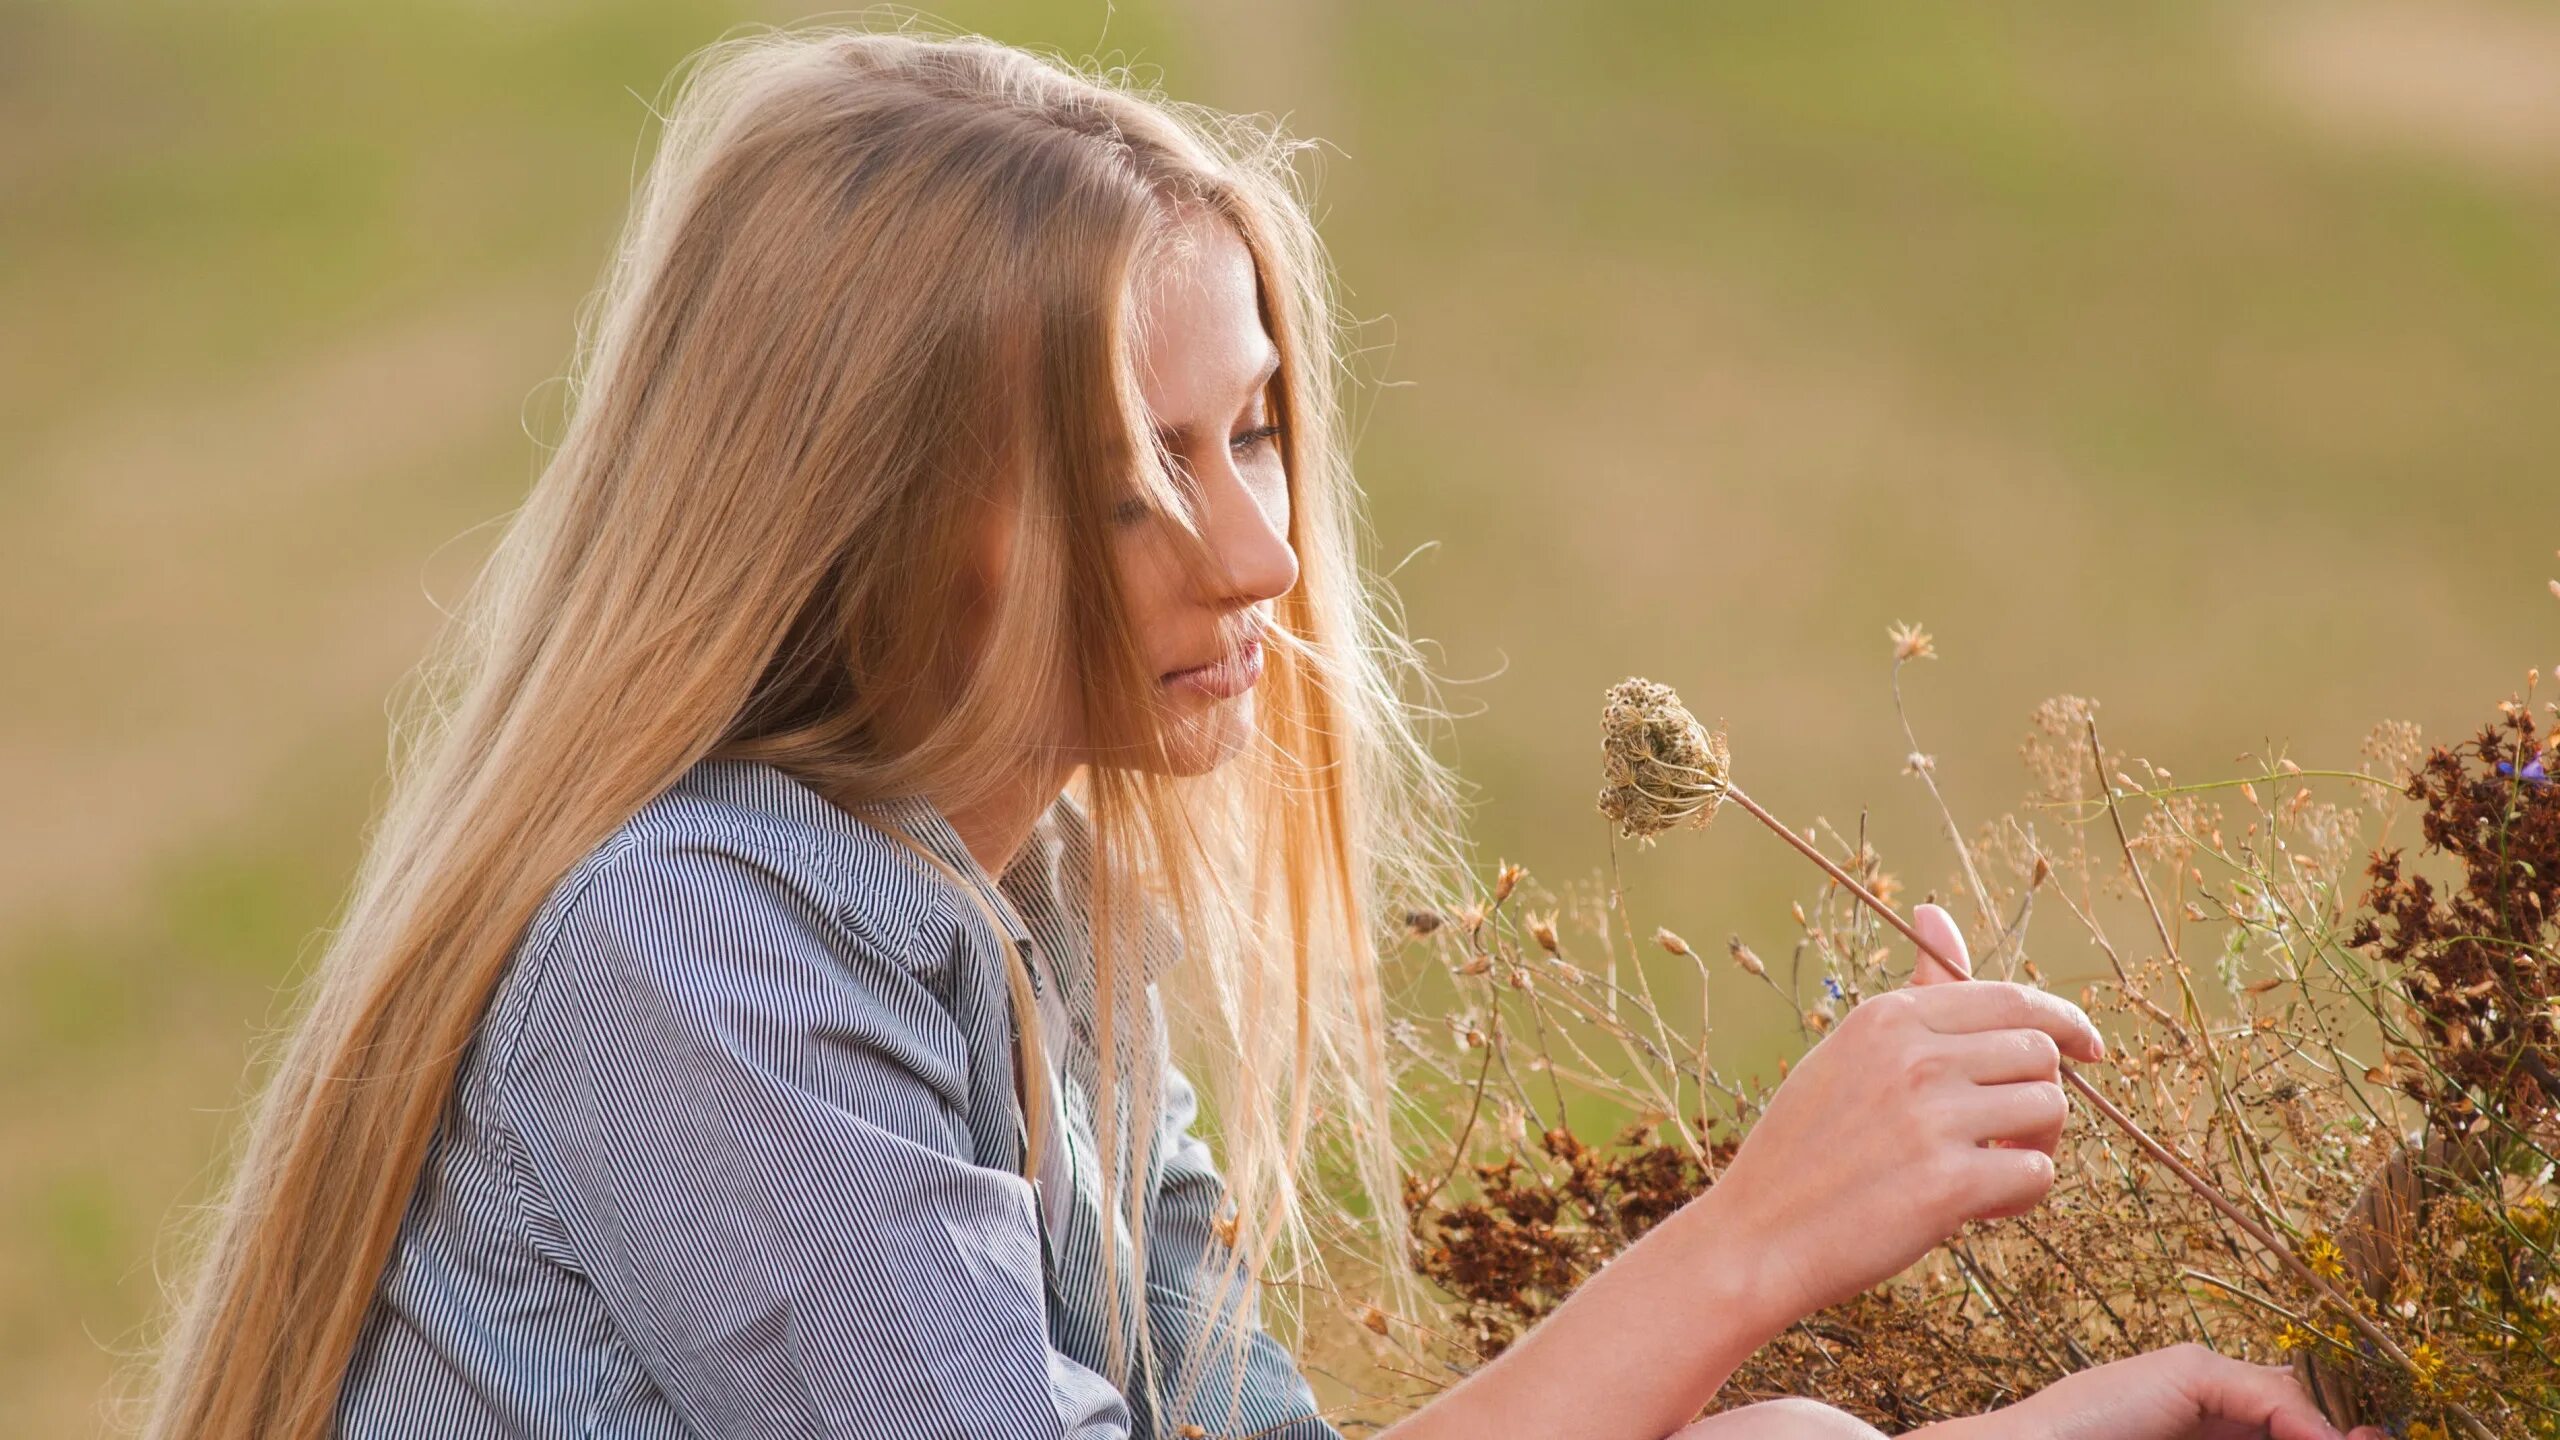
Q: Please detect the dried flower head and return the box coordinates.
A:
[1597,678,1732,843]
[1889,620,1937,662]
[1526,911,1561,955]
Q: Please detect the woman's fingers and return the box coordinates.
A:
[1946,1027,2065,1085]
[2218,1359,2352,1440]
[1958,1144,2058,1221]
[2135,1356,2347,1440]
[1955,1080,2069,1154]
[1907,902,1970,985]
[2005,1349,2359,1440]
[1903,980,2105,1063]
[1896,906,2113,1071]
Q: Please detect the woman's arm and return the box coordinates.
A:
[1381,906,2105,1440]
[1376,1163,1804,1440]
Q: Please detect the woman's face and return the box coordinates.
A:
[1117,211,1298,774]
[975,208,1299,779]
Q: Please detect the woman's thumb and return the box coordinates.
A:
[1908,902,1972,985]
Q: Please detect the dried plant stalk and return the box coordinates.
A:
[1339,656,2559,1439]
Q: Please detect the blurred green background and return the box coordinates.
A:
[3,0,2554,1430]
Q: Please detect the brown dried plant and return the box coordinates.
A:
[1302,631,2560,1439]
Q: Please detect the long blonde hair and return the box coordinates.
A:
[136,18,1468,1440]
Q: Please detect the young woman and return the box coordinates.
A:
[140,24,2382,1440]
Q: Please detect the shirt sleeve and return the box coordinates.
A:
[1141,1049,1342,1440]
[493,837,1134,1440]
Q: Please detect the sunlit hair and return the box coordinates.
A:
[132,17,1470,1440]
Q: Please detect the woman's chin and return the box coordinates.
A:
[1150,693,1255,776]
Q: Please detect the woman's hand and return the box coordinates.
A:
[1664,1348,2381,1440]
[1695,903,2105,1331]
[1918,1344,2384,1440]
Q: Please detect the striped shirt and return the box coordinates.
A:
[332,757,1338,1439]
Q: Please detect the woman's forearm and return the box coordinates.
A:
[1378,1184,1794,1440]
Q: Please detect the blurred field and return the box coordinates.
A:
[2,0,2552,1431]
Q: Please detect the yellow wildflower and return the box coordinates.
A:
[2407,1339,2446,1394]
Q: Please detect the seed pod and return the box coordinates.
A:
[1596,677,1732,842]
[1527,911,1561,955]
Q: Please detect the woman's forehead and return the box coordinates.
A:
[1128,211,1274,441]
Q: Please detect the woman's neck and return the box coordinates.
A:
[936,763,1076,879]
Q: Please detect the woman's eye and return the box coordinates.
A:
[1231,423,1284,455]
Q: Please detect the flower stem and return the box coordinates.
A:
[1720,786,1953,975]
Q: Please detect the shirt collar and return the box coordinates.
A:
[853,790,1034,951]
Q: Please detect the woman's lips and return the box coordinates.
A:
[1162,635,1264,698]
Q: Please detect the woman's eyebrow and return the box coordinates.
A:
[1244,342,1281,396]
[1154,343,1282,449]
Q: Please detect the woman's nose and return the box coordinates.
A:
[1198,465,1297,604]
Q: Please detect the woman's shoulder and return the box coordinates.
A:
[526,757,953,970]
[477,759,989,1088]
[447,762,1019,1248]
